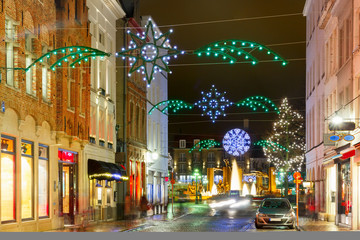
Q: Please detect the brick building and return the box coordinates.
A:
[0,0,93,231]
[0,0,58,232]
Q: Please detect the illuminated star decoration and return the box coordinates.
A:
[222,128,251,156]
[194,85,233,123]
[116,20,183,86]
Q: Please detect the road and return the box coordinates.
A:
[127,201,296,232]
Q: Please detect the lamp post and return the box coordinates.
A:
[194,169,200,204]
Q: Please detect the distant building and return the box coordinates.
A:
[172,138,225,185]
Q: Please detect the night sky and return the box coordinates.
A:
[139,0,306,147]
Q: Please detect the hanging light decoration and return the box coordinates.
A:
[194,40,288,66]
[116,20,181,86]
[222,128,251,156]
[189,139,221,153]
[194,85,233,123]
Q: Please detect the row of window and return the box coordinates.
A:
[1,135,49,223]
[89,106,114,146]
[5,17,51,102]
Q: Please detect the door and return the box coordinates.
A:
[59,163,76,225]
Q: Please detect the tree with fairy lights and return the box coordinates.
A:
[263,98,305,197]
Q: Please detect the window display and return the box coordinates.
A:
[339,162,351,217]
[21,140,34,220]
[39,144,49,217]
[1,136,16,222]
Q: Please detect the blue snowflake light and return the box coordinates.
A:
[194,85,232,123]
[222,128,251,156]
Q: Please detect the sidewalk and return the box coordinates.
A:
[47,208,186,232]
[298,217,354,231]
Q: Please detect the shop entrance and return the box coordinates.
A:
[58,149,78,225]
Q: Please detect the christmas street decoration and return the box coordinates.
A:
[189,139,221,153]
[194,40,288,66]
[1,46,109,72]
[222,128,251,156]
[194,85,233,123]
[254,140,289,152]
[116,20,182,86]
[236,96,279,114]
[148,100,193,115]
[262,98,305,172]
[148,86,279,123]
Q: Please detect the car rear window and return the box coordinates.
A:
[261,199,290,209]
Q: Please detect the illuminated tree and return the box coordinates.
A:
[262,98,305,196]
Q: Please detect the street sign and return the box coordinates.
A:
[170,179,175,185]
[293,172,301,179]
[294,176,303,184]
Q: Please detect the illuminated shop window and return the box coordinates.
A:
[1,135,16,222]
[21,140,34,220]
[39,144,49,218]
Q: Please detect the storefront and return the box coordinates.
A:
[0,110,55,231]
[58,149,78,225]
[337,159,352,226]
[88,159,127,221]
[325,164,337,221]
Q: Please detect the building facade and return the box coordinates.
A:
[143,16,169,213]
[0,0,93,231]
[0,0,57,231]
[304,0,360,230]
[85,0,125,222]
[172,138,225,187]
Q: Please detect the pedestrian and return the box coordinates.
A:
[140,195,149,218]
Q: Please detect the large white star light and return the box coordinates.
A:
[116,20,183,86]
[194,85,233,123]
[222,128,251,156]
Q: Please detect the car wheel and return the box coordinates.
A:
[288,222,295,229]
[255,220,263,229]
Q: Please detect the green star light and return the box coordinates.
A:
[117,21,182,86]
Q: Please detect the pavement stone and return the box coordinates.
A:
[298,217,354,231]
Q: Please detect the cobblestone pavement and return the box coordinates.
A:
[47,201,357,232]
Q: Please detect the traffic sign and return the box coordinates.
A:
[293,172,301,179]
[170,179,175,185]
[294,180,302,184]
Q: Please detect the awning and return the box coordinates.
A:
[88,159,128,181]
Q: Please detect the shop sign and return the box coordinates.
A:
[164,177,169,182]
[58,150,75,162]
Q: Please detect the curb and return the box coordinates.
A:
[296,225,304,231]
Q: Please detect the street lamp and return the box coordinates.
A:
[193,169,200,204]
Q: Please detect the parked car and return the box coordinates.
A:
[255,198,296,229]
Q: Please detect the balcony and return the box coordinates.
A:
[318,0,335,29]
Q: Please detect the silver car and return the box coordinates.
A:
[255,198,296,229]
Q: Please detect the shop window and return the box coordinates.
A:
[339,162,352,223]
[21,140,34,220]
[39,144,49,218]
[1,136,16,222]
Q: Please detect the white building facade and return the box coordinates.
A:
[85,0,126,221]
[304,0,360,230]
[143,16,169,213]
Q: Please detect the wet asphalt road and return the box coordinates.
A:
[129,201,296,232]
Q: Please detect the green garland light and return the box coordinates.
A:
[194,40,288,66]
[116,20,182,86]
[148,100,194,115]
[235,96,279,114]
[29,46,110,72]
[254,140,289,152]
[189,139,221,153]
